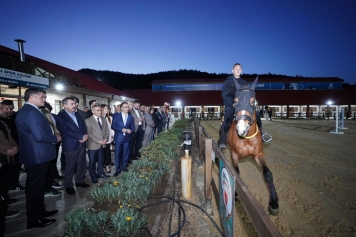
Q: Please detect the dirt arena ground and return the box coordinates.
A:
[201,119,356,237]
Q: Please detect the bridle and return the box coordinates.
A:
[232,76,259,131]
[233,88,257,126]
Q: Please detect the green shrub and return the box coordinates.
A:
[65,118,188,236]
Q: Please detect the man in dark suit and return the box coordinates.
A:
[0,100,24,191]
[156,107,165,134]
[15,88,61,229]
[111,102,135,177]
[0,102,20,220]
[151,108,159,140]
[130,100,145,159]
[71,96,87,123]
[56,97,89,195]
[86,100,97,119]
[85,105,110,183]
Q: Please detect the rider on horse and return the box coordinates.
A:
[218,63,271,149]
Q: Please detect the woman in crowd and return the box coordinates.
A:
[101,104,115,173]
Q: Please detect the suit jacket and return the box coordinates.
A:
[0,120,17,164]
[77,109,87,123]
[41,109,60,135]
[85,115,110,150]
[15,104,58,165]
[156,111,163,126]
[161,111,167,124]
[111,113,135,143]
[56,110,87,152]
[152,112,159,127]
[130,108,145,132]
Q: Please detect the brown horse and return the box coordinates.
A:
[227,77,279,215]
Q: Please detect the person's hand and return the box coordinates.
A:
[233,103,237,107]
[101,139,107,144]
[83,134,89,141]
[127,129,132,134]
[56,135,62,142]
[6,147,18,156]
[79,139,84,143]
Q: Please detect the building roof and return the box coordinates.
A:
[152,76,344,85]
[0,45,122,96]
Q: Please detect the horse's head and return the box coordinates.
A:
[233,77,258,137]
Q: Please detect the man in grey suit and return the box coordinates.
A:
[142,106,155,147]
[85,105,110,183]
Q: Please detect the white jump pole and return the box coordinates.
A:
[339,108,348,130]
[330,106,344,134]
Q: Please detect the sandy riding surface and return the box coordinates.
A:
[201,119,356,237]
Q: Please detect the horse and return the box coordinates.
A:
[227,77,279,216]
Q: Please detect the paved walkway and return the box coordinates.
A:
[5,157,98,237]
[5,118,179,237]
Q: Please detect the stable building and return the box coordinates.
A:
[0,40,133,113]
[123,77,356,119]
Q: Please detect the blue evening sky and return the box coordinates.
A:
[1,0,355,84]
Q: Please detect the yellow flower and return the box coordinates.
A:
[136,205,140,208]
[126,217,131,221]
[145,177,149,180]
[120,205,123,208]
[128,204,131,207]
[113,181,119,186]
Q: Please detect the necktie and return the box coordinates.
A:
[97,117,102,130]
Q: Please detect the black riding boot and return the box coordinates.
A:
[218,124,227,149]
[256,115,272,142]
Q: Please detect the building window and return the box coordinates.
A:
[54,100,62,114]
[0,85,19,96]
[20,87,29,96]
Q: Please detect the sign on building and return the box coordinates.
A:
[0,67,49,89]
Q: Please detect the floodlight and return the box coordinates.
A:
[55,83,64,91]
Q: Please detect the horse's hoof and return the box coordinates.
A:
[235,192,240,201]
[268,204,279,216]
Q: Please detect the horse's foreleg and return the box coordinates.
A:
[254,155,279,215]
[262,166,279,215]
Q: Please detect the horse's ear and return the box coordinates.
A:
[250,76,259,91]
[233,78,241,91]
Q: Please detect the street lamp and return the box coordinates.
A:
[55,83,64,91]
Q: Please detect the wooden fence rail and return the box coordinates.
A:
[194,119,282,237]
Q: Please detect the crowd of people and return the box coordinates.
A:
[0,87,171,233]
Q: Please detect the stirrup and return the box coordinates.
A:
[262,132,272,143]
[219,142,227,149]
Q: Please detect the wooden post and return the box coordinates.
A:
[181,150,192,198]
[199,125,204,164]
[205,138,213,215]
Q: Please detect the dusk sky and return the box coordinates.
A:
[1,0,356,84]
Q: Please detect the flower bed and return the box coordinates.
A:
[65,118,189,237]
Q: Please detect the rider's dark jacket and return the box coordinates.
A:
[222,75,248,110]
